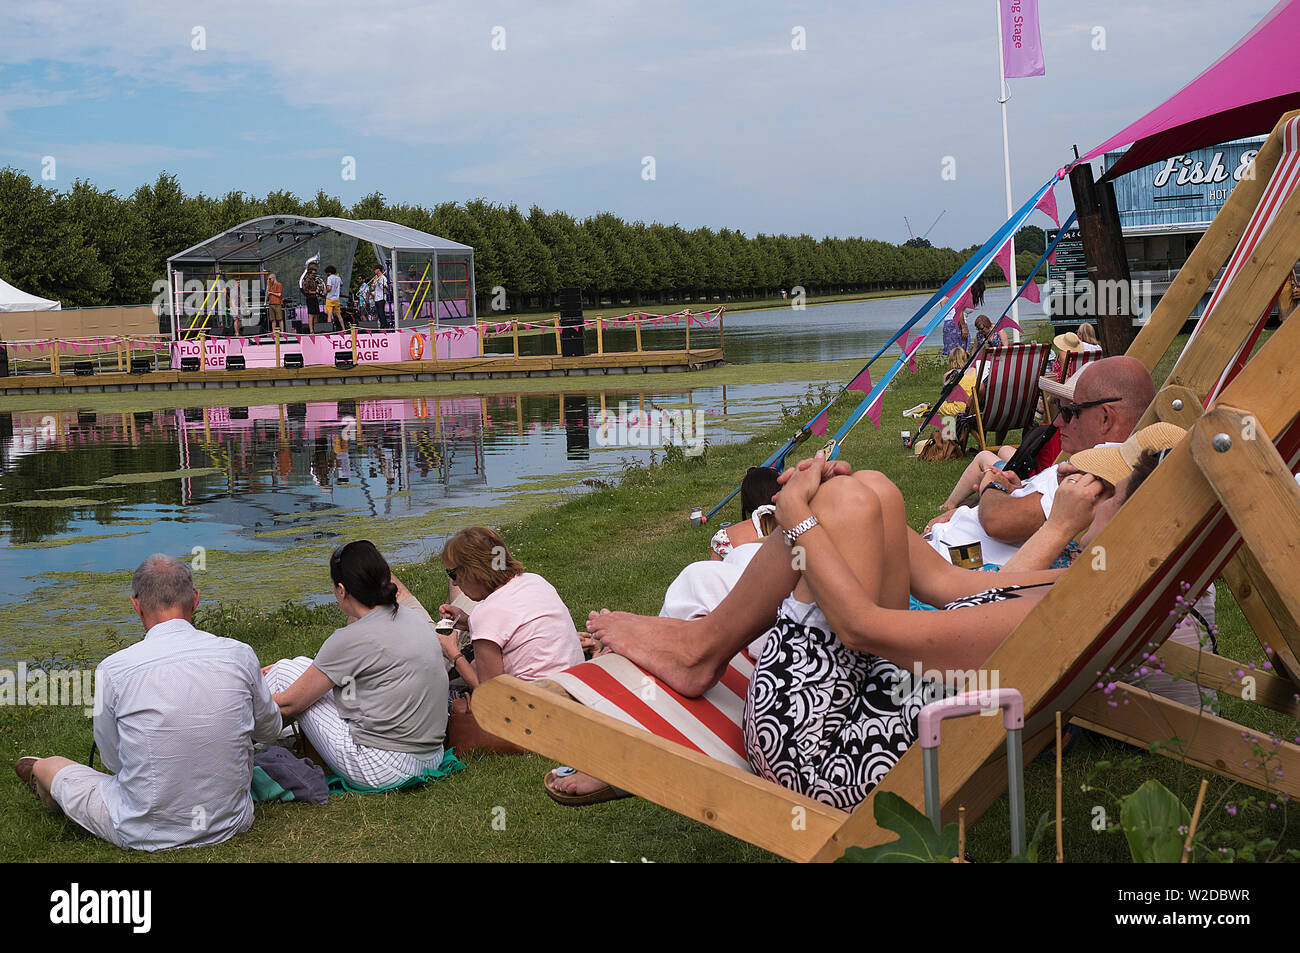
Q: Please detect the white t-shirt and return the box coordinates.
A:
[326,274,342,301]
[928,464,1062,566]
[372,274,387,302]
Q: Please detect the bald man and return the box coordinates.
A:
[928,356,1155,565]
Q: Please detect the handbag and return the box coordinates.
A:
[447,691,529,755]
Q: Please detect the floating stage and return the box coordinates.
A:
[0,348,726,396]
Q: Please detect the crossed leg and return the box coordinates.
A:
[589,469,910,697]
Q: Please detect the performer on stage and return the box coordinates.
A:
[300,256,325,330]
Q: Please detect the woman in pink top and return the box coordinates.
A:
[436,526,584,688]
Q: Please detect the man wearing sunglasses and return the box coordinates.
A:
[927,356,1154,565]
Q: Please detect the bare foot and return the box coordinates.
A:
[587,610,724,697]
[547,767,608,797]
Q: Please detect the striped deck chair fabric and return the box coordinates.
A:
[1185,115,1300,406]
[1059,347,1103,383]
[975,342,1051,436]
[551,652,754,771]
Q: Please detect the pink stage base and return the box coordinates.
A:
[169,328,480,370]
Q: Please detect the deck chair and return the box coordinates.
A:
[1042,348,1104,420]
[476,110,1300,862]
[967,342,1051,449]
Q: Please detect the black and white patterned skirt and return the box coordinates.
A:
[743,596,934,811]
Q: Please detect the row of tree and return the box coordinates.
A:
[0,168,1046,311]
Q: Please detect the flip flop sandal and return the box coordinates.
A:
[543,766,631,807]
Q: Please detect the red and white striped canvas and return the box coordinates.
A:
[552,652,755,771]
[977,342,1051,435]
[1183,115,1300,405]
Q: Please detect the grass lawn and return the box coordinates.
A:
[3,333,1297,863]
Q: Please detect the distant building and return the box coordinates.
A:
[1046,136,1265,327]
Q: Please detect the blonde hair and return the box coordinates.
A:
[442,526,524,594]
[1078,323,1099,346]
[948,347,969,372]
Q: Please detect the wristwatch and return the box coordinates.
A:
[783,515,819,546]
[981,480,1009,497]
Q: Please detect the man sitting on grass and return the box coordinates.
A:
[14,554,282,851]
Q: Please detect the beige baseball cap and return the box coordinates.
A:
[1068,422,1187,486]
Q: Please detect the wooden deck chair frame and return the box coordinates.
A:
[475,110,1300,862]
[969,342,1052,450]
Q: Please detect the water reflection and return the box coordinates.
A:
[0,382,786,601]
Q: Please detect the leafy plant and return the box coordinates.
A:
[1120,780,1191,862]
[836,792,958,863]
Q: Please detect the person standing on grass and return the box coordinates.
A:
[14,555,282,851]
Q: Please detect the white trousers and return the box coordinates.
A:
[264,656,443,790]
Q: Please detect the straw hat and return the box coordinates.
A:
[1054,331,1085,353]
[1038,366,1086,403]
[1068,422,1187,486]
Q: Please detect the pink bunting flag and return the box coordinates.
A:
[900,332,923,373]
[1021,280,1041,304]
[864,394,883,429]
[809,409,828,437]
[951,290,973,321]
[847,366,872,394]
[1048,247,1057,267]
[993,240,1014,284]
[948,385,969,405]
[994,314,1022,334]
[1035,186,1059,226]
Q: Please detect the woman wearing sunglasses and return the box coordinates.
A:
[262,540,449,790]
[436,526,584,689]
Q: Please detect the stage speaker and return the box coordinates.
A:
[226,355,247,371]
[130,357,152,375]
[73,361,95,377]
[335,352,354,369]
[313,321,334,334]
[283,352,304,369]
[180,356,200,372]
[558,287,586,357]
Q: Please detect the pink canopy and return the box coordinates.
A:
[1079,0,1300,181]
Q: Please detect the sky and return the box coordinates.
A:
[0,0,1278,249]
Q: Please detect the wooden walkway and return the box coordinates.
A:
[0,348,725,396]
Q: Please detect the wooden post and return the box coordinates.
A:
[1069,161,1138,356]
[512,320,520,359]
[428,323,436,366]
[351,326,357,364]
[117,338,124,373]
[596,314,604,355]
[274,328,281,368]
[635,317,643,352]
[685,314,691,353]
[719,309,724,353]
[200,332,206,372]
[554,315,562,355]
[51,339,59,376]
[478,320,485,356]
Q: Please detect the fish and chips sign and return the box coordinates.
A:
[1109,138,1263,226]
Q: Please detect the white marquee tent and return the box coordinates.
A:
[0,276,61,313]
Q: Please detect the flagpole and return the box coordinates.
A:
[995,0,1021,342]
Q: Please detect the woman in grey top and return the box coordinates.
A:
[263,541,449,790]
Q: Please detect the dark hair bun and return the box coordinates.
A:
[330,541,398,612]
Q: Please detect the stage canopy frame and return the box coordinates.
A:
[166,215,475,339]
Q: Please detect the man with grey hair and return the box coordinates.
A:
[14,554,281,851]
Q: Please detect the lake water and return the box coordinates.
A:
[0,289,1046,635]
